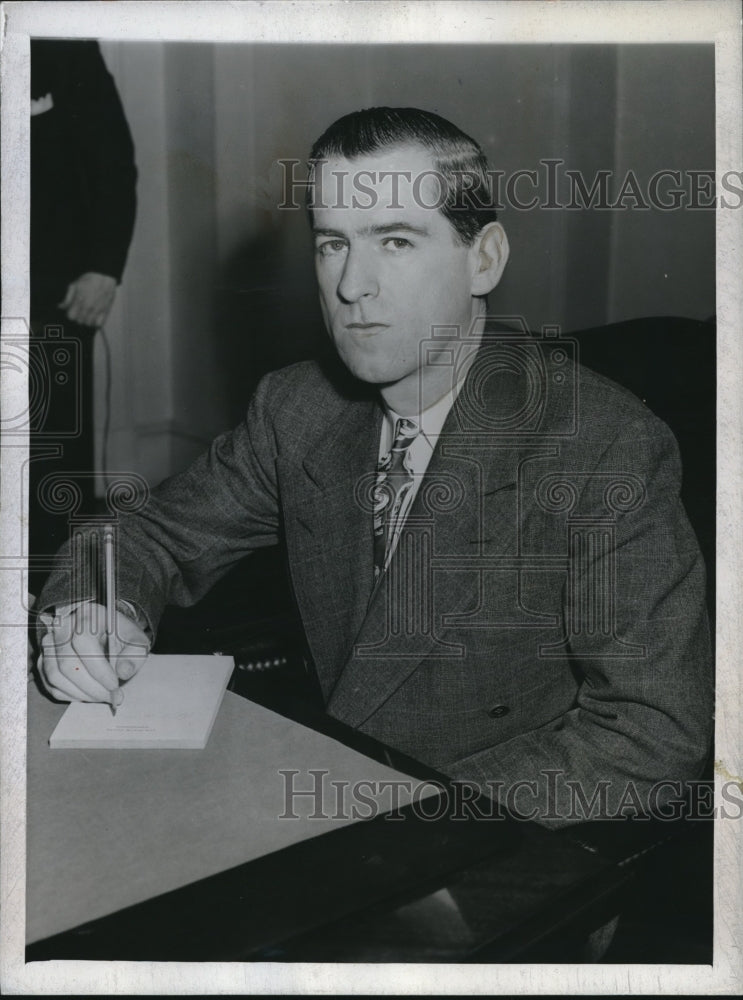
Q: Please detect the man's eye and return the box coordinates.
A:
[382,237,413,251]
[316,239,347,256]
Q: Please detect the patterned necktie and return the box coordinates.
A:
[373,417,420,579]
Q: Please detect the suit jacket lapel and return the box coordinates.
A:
[326,355,533,729]
[280,394,383,696]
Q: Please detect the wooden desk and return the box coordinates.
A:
[26,677,455,945]
[25,674,699,963]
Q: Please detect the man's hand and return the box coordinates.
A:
[58,272,117,328]
[38,603,149,708]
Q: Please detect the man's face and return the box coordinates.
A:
[312,145,483,405]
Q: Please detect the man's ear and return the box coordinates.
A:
[469,222,509,297]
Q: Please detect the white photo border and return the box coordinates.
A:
[1,1,741,995]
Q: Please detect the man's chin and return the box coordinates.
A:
[339,356,401,387]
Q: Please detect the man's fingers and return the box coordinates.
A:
[44,678,86,704]
[41,670,119,708]
[39,634,90,702]
[36,603,148,705]
[64,291,83,324]
[78,299,100,328]
[66,606,120,699]
[115,643,147,681]
[107,612,150,681]
[56,638,116,702]
[58,283,75,311]
[61,273,116,328]
[38,602,117,702]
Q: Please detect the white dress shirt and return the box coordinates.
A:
[376,365,472,569]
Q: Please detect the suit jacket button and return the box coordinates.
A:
[488,704,510,719]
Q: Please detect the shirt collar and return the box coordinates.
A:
[380,343,478,450]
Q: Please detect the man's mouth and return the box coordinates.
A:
[345,322,390,332]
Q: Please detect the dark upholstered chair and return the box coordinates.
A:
[570,315,715,621]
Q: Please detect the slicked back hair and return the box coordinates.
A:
[308,106,498,245]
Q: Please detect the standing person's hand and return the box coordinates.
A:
[59,272,117,328]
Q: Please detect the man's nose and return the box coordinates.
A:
[337,246,379,303]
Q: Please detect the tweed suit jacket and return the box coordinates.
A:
[39,339,713,825]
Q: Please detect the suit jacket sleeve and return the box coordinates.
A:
[446,412,714,825]
[30,40,138,305]
[70,42,138,282]
[38,373,282,637]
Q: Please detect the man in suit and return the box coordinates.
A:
[36,107,712,825]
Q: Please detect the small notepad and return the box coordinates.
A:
[48,654,234,750]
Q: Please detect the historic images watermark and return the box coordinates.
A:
[278,768,742,824]
[277,159,743,212]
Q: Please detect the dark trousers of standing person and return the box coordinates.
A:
[28,310,96,597]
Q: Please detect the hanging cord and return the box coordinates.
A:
[98,325,113,495]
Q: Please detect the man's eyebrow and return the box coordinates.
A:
[312,227,346,238]
[367,222,430,237]
[312,222,431,238]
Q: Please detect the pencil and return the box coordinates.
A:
[103,525,119,716]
